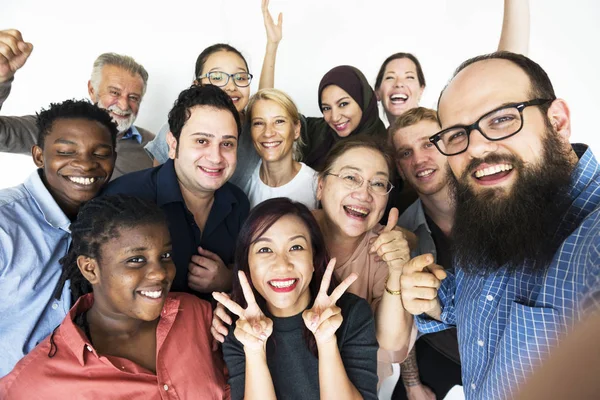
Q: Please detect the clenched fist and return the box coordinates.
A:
[0,29,33,83]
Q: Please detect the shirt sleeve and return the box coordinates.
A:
[415,270,457,333]
[143,122,170,164]
[0,78,38,154]
[221,327,246,400]
[339,296,379,400]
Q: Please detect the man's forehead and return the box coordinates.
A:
[396,120,439,146]
[439,59,531,126]
[100,65,143,87]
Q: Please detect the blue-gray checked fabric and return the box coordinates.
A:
[416,144,600,399]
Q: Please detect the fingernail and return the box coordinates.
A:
[260,333,267,340]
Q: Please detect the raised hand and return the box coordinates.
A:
[302,258,358,344]
[188,246,233,293]
[213,271,273,352]
[0,29,33,83]
[369,208,410,272]
[262,0,282,45]
[400,254,447,318]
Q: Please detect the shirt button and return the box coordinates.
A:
[486,295,494,301]
[477,340,484,347]
[52,302,59,310]
[163,384,169,391]
[471,383,476,390]
[86,345,93,352]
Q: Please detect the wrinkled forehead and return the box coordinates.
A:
[438,59,532,128]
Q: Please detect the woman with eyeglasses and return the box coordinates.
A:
[213,136,418,385]
[144,0,281,189]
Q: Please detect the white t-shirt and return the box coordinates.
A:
[245,162,319,209]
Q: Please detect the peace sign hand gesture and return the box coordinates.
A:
[213,271,273,352]
[302,258,358,345]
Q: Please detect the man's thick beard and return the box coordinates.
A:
[449,128,574,275]
[96,99,136,134]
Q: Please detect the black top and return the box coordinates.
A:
[102,159,250,299]
[222,293,379,400]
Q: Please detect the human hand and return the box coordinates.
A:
[406,383,436,400]
[213,271,273,352]
[302,258,358,345]
[211,299,233,345]
[188,246,233,293]
[400,254,446,318]
[262,0,283,45]
[0,29,33,83]
[369,208,410,273]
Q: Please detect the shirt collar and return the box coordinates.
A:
[404,198,431,234]
[24,170,71,232]
[61,293,182,366]
[155,159,185,206]
[121,126,142,144]
[568,144,598,200]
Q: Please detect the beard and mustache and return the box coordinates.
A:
[96,99,137,134]
[448,125,575,275]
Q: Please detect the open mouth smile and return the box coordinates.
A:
[268,278,299,293]
[472,163,514,184]
[343,205,370,220]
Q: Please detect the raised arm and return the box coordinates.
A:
[0,29,38,154]
[258,0,282,90]
[497,0,530,55]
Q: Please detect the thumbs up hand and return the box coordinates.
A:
[369,208,411,274]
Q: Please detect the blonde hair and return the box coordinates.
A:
[389,107,439,139]
[246,89,305,161]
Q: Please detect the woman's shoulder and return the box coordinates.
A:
[337,292,372,317]
[168,292,213,315]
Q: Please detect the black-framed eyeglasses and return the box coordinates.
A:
[326,171,394,195]
[197,71,253,88]
[428,98,554,156]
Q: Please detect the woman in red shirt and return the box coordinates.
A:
[0,195,228,400]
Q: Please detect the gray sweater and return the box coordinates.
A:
[222,292,379,400]
[0,79,154,180]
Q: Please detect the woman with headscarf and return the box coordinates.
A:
[300,65,387,171]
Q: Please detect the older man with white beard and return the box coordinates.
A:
[0,29,153,179]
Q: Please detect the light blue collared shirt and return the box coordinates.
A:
[0,170,72,377]
[121,125,142,144]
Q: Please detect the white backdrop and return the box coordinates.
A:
[1,0,599,189]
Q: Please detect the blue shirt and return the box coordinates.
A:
[416,144,600,399]
[121,125,143,144]
[102,159,250,300]
[0,170,72,377]
[398,199,438,262]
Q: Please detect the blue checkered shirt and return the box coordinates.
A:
[416,144,600,399]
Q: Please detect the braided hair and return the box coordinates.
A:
[54,195,168,301]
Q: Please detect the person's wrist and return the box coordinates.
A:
[316,334,338,349]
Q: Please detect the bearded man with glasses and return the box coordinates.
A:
[397,51,600,400]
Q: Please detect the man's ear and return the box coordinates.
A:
[166,131,178,160]
[87,80,95,100]
[547,98,571,144]
[32,145,44,168]
[77,255,101,285]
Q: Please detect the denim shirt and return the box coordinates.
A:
[0,170,72,377]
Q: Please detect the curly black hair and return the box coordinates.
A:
[36,99,119,149]
[54,195,168,301]
[167,84,241,156]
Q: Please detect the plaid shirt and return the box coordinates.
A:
[416,144,600,400]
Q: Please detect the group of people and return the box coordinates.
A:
[0,0,599,399]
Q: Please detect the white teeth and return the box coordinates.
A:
[391,94,408,101]
[417,169,435,178]
[269,279,296,288]
[200,167,220,173]
[140,290,162,299]
[68,176,97,185]
[345,205,369,216]
[474,164,513,178]
[262,141,282,148]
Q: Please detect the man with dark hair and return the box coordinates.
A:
[0,29,153,179]
[400,51,600,399]
[390,107,461,400]
[0,99,117,376]
[103,85,250,299]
